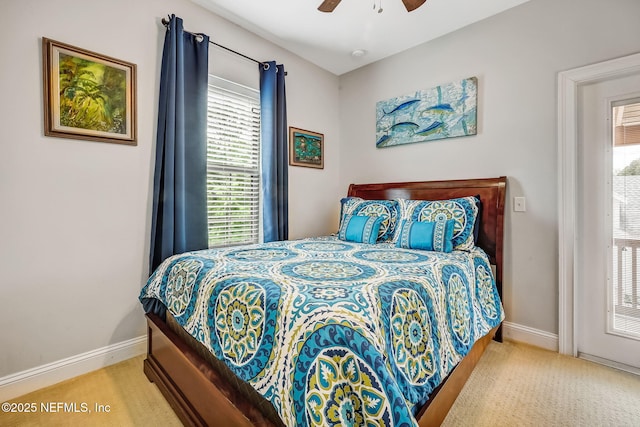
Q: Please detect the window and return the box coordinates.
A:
[611,100,640,338]
[206,76,261,248]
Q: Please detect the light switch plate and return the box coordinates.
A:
[514,197,526,212]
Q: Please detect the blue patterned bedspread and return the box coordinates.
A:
[139,236,503,427]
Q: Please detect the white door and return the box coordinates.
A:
[577,72,640,372]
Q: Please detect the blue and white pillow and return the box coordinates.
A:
[338,214,385,244]
[395,219,455,252]
[339,197,399,242]
[393,196,480,251]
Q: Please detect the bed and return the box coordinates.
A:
[140,176,507,427]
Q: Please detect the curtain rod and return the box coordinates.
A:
[161,17,270,70]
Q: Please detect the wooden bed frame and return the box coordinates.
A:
[143,176,507,427]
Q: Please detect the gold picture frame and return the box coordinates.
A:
[288,127,324,169]
[42,38,137,145]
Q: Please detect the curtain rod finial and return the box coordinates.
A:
[161,14,172,27]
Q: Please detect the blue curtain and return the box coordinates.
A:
[260,61,288,242]
[149,15,210,272]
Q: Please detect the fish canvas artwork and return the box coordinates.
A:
[375,77,477,148]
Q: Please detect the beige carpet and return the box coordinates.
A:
[2,341,639,426]
[442,341,640,427]
[0,356,182,427]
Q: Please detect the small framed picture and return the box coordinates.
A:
[42,38,137,145]
[288,127,323,169]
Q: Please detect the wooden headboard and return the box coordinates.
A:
[348,176,507,301]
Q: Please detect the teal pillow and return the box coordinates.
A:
[393,197,480,251]
[338,214,385,244]
[395,219,456,252]
[339,197,399,242]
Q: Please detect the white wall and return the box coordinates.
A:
[338,0,640,335]
[0,0,340,377]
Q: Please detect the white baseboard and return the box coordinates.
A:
[502,321,559,352]
[0,324,559,402]
[0,336,146,402]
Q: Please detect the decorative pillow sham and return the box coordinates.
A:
[339,197,399,242]
[394,196,480,251]
[395,219,456,252]
[338,214,385,244]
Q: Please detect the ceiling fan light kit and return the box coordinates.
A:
[318,0,426,13]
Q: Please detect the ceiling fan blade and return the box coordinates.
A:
[318,0,342,12]
[402,0,426,12]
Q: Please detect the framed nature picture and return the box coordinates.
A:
[42,38,137,145]
[289,127,324,169]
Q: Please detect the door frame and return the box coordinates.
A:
[558,52,640,356]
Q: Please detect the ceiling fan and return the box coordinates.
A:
[318,0,426,12]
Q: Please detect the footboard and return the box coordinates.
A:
[144,313,278,427]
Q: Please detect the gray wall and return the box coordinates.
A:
[3,0,640,380]
[338,0,640,334]
[0,0,340,377]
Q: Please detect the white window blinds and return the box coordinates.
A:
[207,76,261,248]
